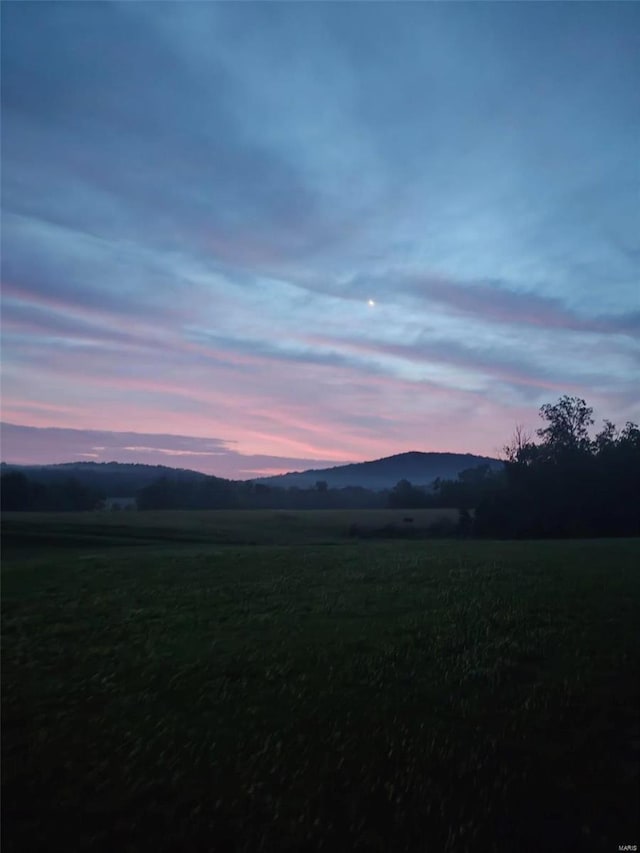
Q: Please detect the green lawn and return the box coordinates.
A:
[2,513,638,852]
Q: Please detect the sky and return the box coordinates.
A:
[1,1,639,479]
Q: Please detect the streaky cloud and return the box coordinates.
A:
[0,423,348,480]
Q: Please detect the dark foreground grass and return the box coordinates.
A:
[2,523,639,852]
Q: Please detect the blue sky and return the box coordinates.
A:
[2,1,638,477]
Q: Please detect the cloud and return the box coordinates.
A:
[341,272,640,337]
[1,3,359,275]
[0,423,348,480]
[1,2,639,469]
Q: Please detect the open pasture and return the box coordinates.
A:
[2,513,638,852]
[1,507,460,550]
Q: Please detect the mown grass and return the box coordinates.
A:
[2,515,638,852]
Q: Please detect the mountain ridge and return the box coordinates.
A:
[2,451,502,493]
[252,451,502,491]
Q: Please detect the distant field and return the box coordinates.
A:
[1,507,460,550]
[2,514,638,852]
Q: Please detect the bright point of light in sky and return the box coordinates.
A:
[368,299,376,307]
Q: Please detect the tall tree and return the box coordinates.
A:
[536,396,594,458]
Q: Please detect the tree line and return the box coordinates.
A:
[0,470,390,512]
[475,396,639,537]
[0,473,104,512]
[0,467,488,514]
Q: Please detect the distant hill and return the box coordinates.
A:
[252,451,502,491]
[2,452,503,497]
[0,461,212,496]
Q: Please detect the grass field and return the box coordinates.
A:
[2,511,639,852]
[1,507,460,549]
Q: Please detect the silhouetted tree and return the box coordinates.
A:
[537,396,594,460]
[388,479,428,509]
[429,465,502,509]
[475,396,640,538]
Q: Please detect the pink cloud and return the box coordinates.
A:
[3,272,637,474]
